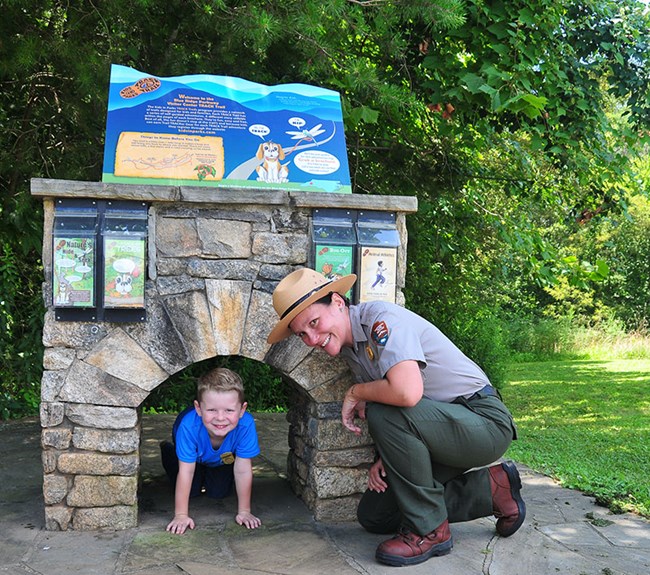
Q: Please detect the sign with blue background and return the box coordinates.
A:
[102,65,351,193]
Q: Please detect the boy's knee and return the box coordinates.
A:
[160,441,177,470]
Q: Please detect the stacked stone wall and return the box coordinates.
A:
[32,179,416,530]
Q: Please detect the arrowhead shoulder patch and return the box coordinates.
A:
[371,321,390,346]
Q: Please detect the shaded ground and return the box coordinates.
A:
[1,413,649,575]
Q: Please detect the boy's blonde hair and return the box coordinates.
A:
[197,367,245,404]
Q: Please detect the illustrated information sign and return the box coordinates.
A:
[358,246,397,303]
[53,237,95,308]
[103,238,146,309]
[314,244,354,299]
[103,65,351,193]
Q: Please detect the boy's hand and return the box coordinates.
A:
[236,511,261,529]
[166,514,195,535]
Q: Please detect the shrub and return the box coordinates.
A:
[502,315,650,361]
[142,356,289,414]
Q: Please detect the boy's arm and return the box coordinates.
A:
[233,456,261,529]
[166,460,196,534]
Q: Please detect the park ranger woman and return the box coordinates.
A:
[267,268,525,567]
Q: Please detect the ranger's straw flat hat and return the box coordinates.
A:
[267,268,357,344]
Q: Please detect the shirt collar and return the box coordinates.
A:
[347,305,367,351]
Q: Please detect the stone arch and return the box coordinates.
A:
[34,178,416,530]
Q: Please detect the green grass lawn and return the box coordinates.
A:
[502,359,650,518]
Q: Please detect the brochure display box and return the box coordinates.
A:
[356,211,401,303]
[53,200,98,311]
[102,205,147,312]
[311,208,356,301]
[52,199,148,322]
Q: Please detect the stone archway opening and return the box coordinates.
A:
[133,349,377,526]
[140,355,291,422]
[33,178,416,530]
[136,354,291,500]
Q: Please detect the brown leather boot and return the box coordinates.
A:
[489,460,526,536]
[375,520,453,566]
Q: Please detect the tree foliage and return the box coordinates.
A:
[1,0,649,414]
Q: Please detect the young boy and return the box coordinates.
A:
[160,367,261,534]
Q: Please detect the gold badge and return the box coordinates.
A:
[366,345,375,361]
[220,452,235,465]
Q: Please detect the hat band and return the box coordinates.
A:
[279,280,334,320]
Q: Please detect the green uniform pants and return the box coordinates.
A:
[358,393,516,535]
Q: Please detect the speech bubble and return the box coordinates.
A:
[288,117,306,128]
[294,151,340,175]
[113,258,136,274]
[249,124,270,139]
[56,258,76,269]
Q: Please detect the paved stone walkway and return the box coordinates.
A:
[1,413,649,574]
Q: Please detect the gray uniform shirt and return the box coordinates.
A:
[340,301,490,403]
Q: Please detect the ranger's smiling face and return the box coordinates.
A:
[289,295,352,356]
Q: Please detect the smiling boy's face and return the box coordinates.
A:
[194,389,246,441]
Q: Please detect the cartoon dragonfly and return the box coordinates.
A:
[336,259,350,274]
[285,123,326,154]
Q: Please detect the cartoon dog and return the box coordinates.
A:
[256,141,289,183]
[115,273,133,296]
[56,275,71,305]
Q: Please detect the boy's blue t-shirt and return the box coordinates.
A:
[173,408,260,466]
